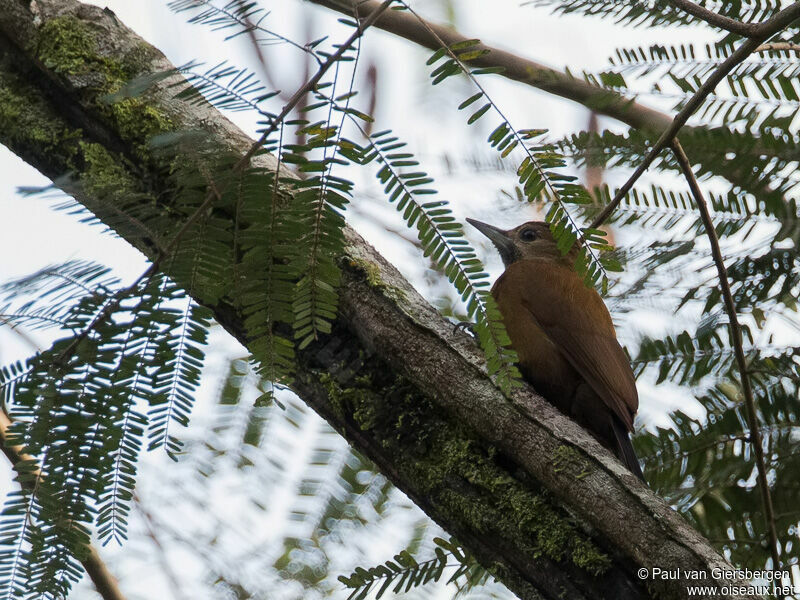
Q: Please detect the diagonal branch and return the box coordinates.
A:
[756,41,800,53]
[134,493,190,600]
[670,138,781,572]
[589,1,800,229]
[306,0,674,132]
[667,0,760,36]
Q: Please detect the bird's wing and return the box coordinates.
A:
[511,260,638,431]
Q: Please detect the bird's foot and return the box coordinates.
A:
[453,320,477,338]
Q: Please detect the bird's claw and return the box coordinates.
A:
[453,320,477,338]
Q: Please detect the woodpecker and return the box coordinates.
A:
[468,218,645,481]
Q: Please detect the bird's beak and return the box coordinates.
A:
[466,218,515,263]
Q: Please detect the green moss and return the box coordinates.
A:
[0,73,82,168]
[321,372,371,423]
[571,538,612,576]
[35,15,173,156]
[108,99,173,151]
[37,16,112,77]
[347,257,408,304]
[318,362,611,576]
[79,141,137,196]
[551,444,592,480]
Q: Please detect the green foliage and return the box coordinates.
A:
[0,264,210,598]
[338,537,488,599]
[527,0,784,30]
[586,183,792,241]
[233,161,298,390]
[348,127,521,391]
[635,369,800,567]
[287,120,350,350]
[421,35,615,292]
[590,42,800,133]
[560,127,800,245]
[161,0,800,595]
[168,0,322,60]
[272,431,397,590]
[175,61,279,115]
[146,293,211,458]
[609,43,800,100]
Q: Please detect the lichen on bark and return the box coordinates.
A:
[35,15,173,156]
[317,351,611,577]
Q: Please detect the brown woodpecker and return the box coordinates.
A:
[468,218,645,481]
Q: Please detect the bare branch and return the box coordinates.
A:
[306,0,674,132]
[589,2,800,229]
[756,41,800,53]
[670,138,781,572]
[134,493,190,600]
[667,0,759,36]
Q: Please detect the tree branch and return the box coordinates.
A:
[590,2,800,229]
[755,41,800,53]
[134,493,190,600]
[0,1,757,598]
[307,0,800,233]
[670,138,781,572]
[667,0,759,36]
[305,0,674,133]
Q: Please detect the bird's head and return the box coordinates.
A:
[466,219,569,267]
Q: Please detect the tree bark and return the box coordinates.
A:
[0,1,754,599]
[309,0,673,132]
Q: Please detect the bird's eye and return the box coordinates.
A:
[519,228,537,242]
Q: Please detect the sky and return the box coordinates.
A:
[0,1,788,598]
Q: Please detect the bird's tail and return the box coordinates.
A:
[611,418,646,483]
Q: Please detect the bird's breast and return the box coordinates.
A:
[492,275,577,395]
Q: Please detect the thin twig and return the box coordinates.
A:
[668,0,760,36]
[589,1,800,229]
[134,493,189,600]
[671,137,782,572]
[756,41,800,53]
[0,318,44,351]
[235,0,395,171]
[0,412,128,600]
